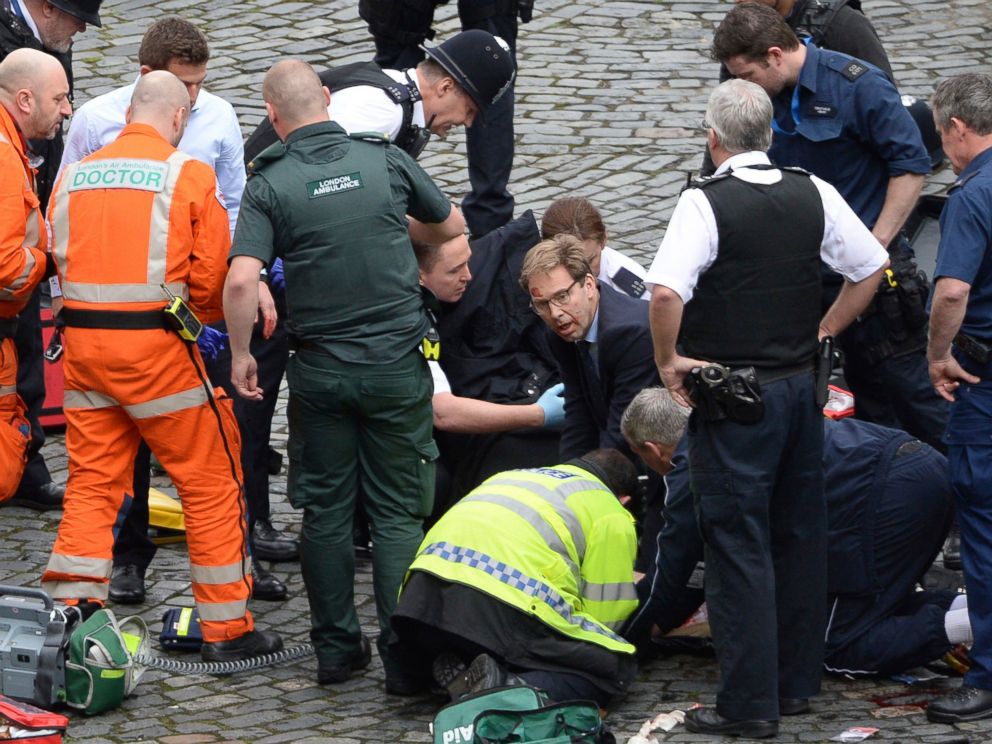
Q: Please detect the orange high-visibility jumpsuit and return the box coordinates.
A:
[42,122,254,642]
[0,105,48,502]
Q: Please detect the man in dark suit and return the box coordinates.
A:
[519,234,659,460]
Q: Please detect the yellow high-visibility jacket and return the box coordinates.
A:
[407,464,638,654]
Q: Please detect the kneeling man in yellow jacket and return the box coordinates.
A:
[386,448,639,707]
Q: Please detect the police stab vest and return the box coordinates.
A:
[243,62,424,164]
[680,167,824,369]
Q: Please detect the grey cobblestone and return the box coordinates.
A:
[0,0,986,741]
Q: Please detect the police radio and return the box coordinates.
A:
[160,284,203,343]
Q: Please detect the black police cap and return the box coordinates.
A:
[421,29,515,119]
[48,0,103,27]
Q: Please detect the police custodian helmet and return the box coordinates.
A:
[422,29,515,119]
[48,0,103,27]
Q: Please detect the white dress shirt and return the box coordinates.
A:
[646,150,889,303]
[60,79,245,236]
[327,68,426,140]
[10,0,41,41]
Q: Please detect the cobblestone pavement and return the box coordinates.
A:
[1,0,989,741]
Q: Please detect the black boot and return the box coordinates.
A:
[201,629,283,662]
[251,559,287,601]
[252,520,299,562]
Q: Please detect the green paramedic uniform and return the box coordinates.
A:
[230,120,452,666]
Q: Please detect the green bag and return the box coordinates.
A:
[65,609,148,715]
[473,700,614,744]
[432,686,548,744]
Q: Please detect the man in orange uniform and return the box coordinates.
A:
[42,70,281,661]
[0,49,67,500]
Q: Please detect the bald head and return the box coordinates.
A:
[0,49,71,140]
[127,70,190,146]
[262,59,329,139]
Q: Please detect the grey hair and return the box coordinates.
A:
[620,387,690,448]
[706,78,773,154]
[932,73,992,136]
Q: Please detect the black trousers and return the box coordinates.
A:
[842,342,948,454]
[13,289,51,497]
[113,321,289,568]
[391,572,636,708]
[690,374,826,721]
[368,1,517,238]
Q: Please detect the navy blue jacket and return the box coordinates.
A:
[549,284,659,460]
[768,42,930,230]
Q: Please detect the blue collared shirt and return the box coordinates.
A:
[768,43,930,230]
[935,146,992,339]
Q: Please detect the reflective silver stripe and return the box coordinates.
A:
[463,492,579,582]
[148,152,191,285]
[46,553,113,576]
[0,244,40,299]
[59,280,188,304]
[190,557,251,585]
[64,390,119,409]
[197,599,248,622]
[482,476,600,560]
[125,386,208,419]
[23,207,39,250]
[580,580,638,604]
[0,385,15,396]
[51,161,74,277]
[42,580,109,601]
[422,542,627,645]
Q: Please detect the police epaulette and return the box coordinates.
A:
[684,172,732,192]
[951,170,981,192]
[247,141,286,174]
[826,53,869,82]
[349,131,390,145]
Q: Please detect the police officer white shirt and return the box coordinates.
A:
[60,79,245,236]
[646,150,888,304]
[599,246,651,300]
[429,359,451,395]
[327,68,426,141]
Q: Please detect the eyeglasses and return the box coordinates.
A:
[700,117,711,130]
[530,277,585,315]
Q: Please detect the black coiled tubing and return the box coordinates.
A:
[135,643,315,675]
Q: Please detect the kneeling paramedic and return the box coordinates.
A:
[42,71,281,661]
[387,448,640,708]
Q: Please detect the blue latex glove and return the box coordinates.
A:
[196,323,229,362]
[270,257,285,295]
[536,382,566,428]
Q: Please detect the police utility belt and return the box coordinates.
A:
[686,345,831,424]
[954,331,992,367]
[59,288,203,343]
